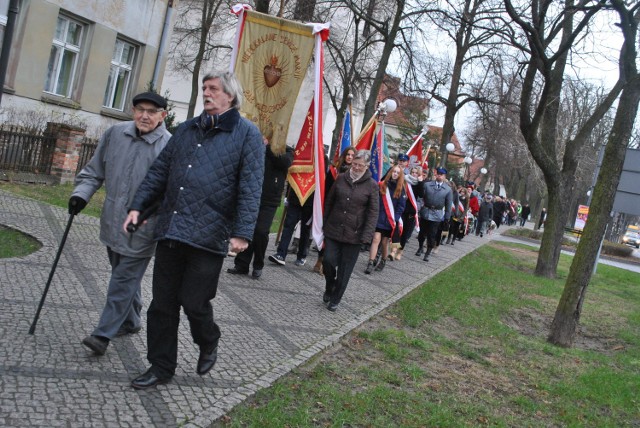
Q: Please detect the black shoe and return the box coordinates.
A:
[227,266,249,275]
[252,269,262,279]
[415,247,423,256]
[197,346,218,375]
[374,259,386,272]
[82,335,109,355]
[115,325,141,337]
[131,369,171,390]
[364,260,375,274]
[327,302,338,312]
[323,292,330,303]
[423,253,429,261]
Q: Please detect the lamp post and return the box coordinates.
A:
[376,98,397,121]
[463,155,472,180]
[440,141,455,167]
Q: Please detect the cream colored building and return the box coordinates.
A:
[0,0,176,135]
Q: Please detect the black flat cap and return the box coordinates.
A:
[132,92,167,109]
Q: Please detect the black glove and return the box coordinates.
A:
[68,196,87,215]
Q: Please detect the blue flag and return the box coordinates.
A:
[369,125,383,182]
[333,108,352,163]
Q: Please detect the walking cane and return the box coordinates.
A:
[29,212,75,335]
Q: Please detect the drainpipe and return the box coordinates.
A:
[152,0,174,90]
[0,0,20,107]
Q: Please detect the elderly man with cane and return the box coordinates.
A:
[69,92,171,355]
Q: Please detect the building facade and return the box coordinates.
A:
[0,0,175,135]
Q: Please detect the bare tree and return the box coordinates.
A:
[504,0,625,278]
[170,0,234,119]
[548,0,640,347]
[405,0,509,164]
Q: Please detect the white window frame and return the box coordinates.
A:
[103,38,138,111]
[44,15,84,98]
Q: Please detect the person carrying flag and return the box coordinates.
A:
[365,164,406,274]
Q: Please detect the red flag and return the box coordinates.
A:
[406,135,423,169]
[287,101,316,204]
[312,27,328,249]
[355,115,378,151]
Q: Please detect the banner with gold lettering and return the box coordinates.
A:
[231,10,315,154]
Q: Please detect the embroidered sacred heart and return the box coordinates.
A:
[263,55,282,88]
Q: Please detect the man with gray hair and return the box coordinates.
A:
[124,71,265,389]
[322,150,379,312]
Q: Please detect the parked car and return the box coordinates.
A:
[622,232,640,248]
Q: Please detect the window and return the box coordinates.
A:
[103,39,137,111]
[45,15,84,97]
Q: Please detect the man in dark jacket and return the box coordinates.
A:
[228,137,293,278]
[124,71,265,389]
[70,92,171,356]
[322,150,379,311]
[520,203,531,227]
[476,193,494,237]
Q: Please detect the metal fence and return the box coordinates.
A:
[76,137,98,174]
[0,124,57,175]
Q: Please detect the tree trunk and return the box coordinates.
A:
[361,0,404,126]
[549,0,640,346]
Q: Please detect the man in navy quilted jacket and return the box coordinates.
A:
[124,71,265,389]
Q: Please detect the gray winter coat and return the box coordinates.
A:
[72,121,171,258]
[421,180,453,222]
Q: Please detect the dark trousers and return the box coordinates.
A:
[276,203,312,260]
[322,238,361,305]
[399,214,417,249]
[417,217,427,248]
[147,240,223,379]
[235,205,277,271]
[425,220,440,250]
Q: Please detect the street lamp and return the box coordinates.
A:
[376,98,397,121]
[480,167,487,175]
[463,155,472,180]
[440,141,456,167]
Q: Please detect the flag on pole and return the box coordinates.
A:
[369,124,384,181]
[311,24,329,249]
[230,9,315,154]
[382,123,391,177]
[333,105,352,163]
[422,145,431,171]
[406,135,424,169]
[287,101,316,204]
[355,115,378,151]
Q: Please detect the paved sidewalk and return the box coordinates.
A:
[1,190,496,427]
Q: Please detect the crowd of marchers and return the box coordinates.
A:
[251,146,539,313]
[66,71,539,390]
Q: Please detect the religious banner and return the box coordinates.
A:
[232,10,315,153]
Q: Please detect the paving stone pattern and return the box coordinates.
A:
[0,190,492,427]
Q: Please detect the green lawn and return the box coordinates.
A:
[216,241,640,427]
[0,225,42,258]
